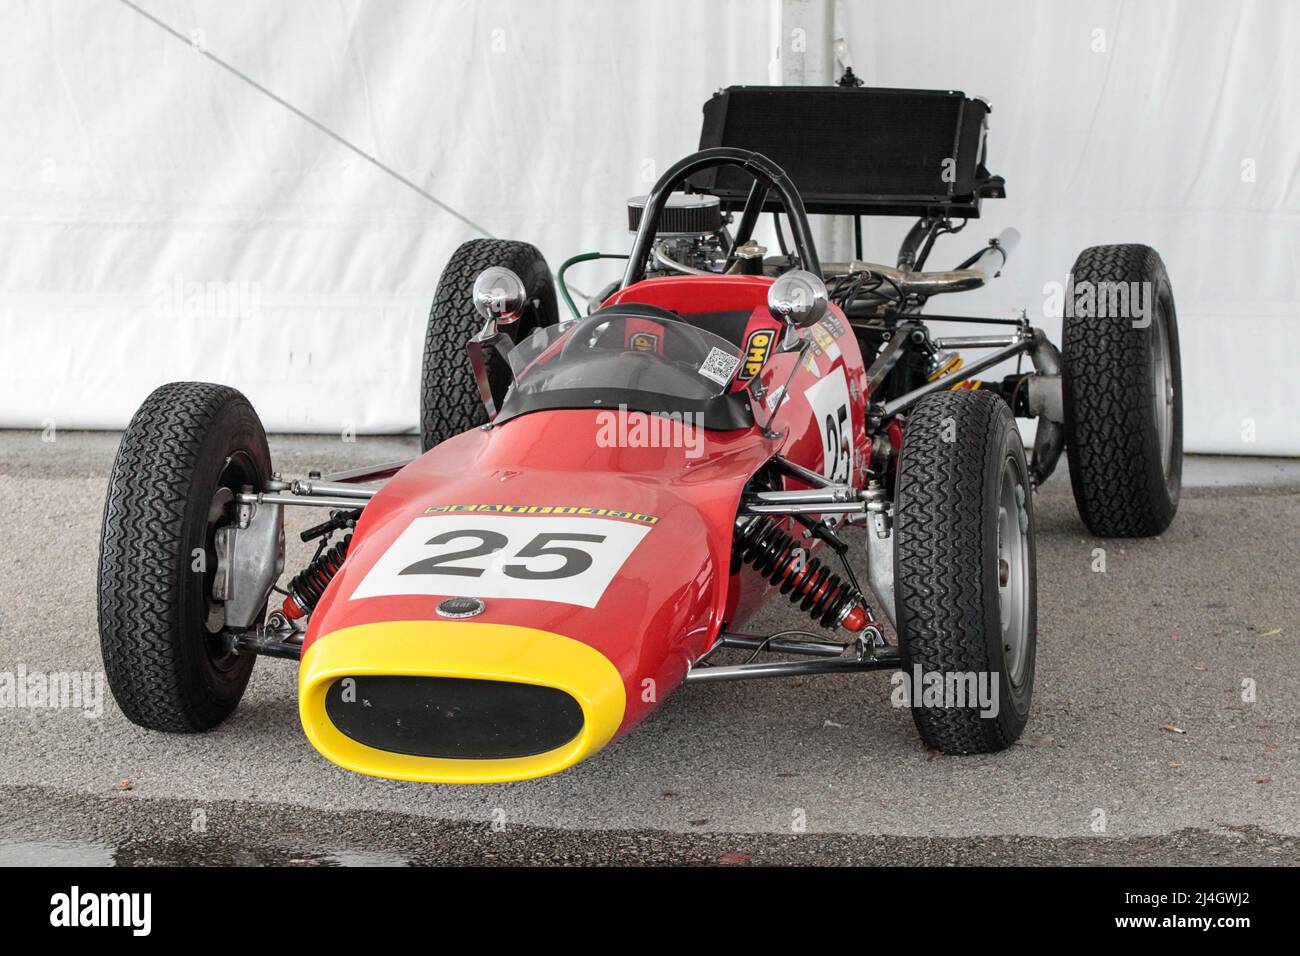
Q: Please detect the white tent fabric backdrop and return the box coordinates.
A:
[1,0,1296,454]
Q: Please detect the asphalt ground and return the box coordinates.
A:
[1,430,1297,865]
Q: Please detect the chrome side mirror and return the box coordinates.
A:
[472,267,527,325]
[767,270,828,330]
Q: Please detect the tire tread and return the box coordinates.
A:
[418,240,556,451]
[97,382,261,732]
[1062,243,1179,536]
[894,389,1032,753]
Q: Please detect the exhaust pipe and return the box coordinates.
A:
[957,227,1020,278]
[824,228,1020,298]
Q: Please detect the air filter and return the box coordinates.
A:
[627,191,721,237]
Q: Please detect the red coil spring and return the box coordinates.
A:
[281,534,351,621]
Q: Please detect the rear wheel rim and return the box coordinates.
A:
[1151,303,1175,478]
[996,456,1031,687]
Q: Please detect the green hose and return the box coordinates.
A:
[557,252,628,320]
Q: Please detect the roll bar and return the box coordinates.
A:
[619,147,821,288]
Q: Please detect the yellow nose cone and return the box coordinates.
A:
[299,621,626,783]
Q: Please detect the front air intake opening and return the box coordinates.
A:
[324,676,585,760]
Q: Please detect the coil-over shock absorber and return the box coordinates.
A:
[280,534,351,621]
[733,516,871,631]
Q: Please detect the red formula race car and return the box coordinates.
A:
[98,87,1182,782]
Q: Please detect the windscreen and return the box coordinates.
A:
[505,312,742,404]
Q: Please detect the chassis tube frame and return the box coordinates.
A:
[319,459,412,484]
[685,653,900,683]
[238,493,367,510]
[877,333,1033,420]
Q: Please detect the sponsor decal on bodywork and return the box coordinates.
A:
[424,503,659,525]
[820,313,847,339]
[738,328,776,381]
[804,366,853,483]
[629,331,660,352]
[808,321,842,361]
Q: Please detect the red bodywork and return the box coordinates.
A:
[299,275,869,779]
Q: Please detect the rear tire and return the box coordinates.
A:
[419,239,558,451]
[98,382,271,732]
[1062,244,1182,537]
[894,390,1036,753]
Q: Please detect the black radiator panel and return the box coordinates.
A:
[694,86,1003,218]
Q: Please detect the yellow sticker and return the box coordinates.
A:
[738,328,775,381]
[809,323,841,360]
[424,504,659,525]
[629,332,660,352]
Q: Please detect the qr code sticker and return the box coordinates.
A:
[698,347,740,386]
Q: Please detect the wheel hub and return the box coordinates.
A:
[203,486,233,633]
[1151,304,1175,478]
[996,458,1030,687]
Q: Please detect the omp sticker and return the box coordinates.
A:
[804,367,853,483]
[698,347,740,386]
[738,328,776,381]
[350,514,653,608]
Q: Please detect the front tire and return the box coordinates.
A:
[894,390,1036,753]
[419,239,558,451]
[1062,244,1182,537]
[98,382,271,732]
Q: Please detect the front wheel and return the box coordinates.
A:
[893,390,1036,753]
[98,382,271,732]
